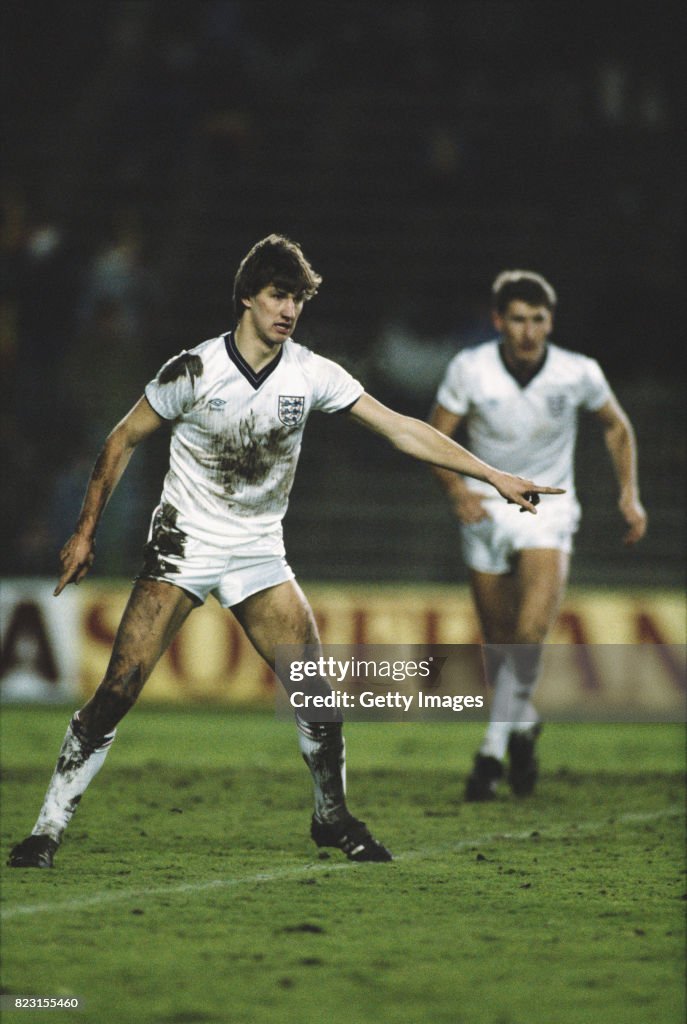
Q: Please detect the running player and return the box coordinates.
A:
[9,239,564,868]
[430,270,647,801]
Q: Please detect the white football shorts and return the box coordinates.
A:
[137,503,295,607]
[460,494,581,575]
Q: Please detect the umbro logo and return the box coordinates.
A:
[208,398,227,409]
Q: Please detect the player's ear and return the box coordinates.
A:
[491,309,503,332]
[241,296,252,310]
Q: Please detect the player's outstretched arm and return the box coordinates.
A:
[54,396,164,596]
[427,402,490,523]
[347,393,565,514]
[593,395,648,546]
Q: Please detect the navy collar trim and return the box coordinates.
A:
[498,342,548,387]
[224,331,283,390]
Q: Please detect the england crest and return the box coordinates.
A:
[278,394,305,426]
[547,394,567,418]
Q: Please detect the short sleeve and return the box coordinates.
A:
[309,353,364,413]
[145,350,202,420]
[580,357,612,412]
[435,352,470,416]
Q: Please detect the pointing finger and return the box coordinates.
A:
[54,574,70,597]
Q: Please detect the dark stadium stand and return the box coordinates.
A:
[2,1,684,586]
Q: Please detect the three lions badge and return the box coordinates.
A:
[278,395,305,426]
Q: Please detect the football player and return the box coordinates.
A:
[9,239,564,868]
[430,270,647,801]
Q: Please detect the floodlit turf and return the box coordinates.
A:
[1,706,685,1024]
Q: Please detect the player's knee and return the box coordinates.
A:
[514,622,548,645]
[90,663,148,726]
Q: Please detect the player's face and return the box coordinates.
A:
[243,285,305,346]
[494,300,552,366]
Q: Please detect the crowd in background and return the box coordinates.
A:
[1,1,683,580]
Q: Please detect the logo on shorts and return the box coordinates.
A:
[278,395,305,426]
[547,394,567,417]
[208,398,227,409]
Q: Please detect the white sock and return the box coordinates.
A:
[480,645,542,760]
[480,721,512,762]
[508,645,542,733]
[32,714,116,843]
[296,717,347,824]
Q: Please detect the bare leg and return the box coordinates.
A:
[232,578,320,666]
[466,549,569,799]
[471,548,569,717]
[469,568,519,761]
[10,580,195,862]
[512,548,570,645]
[232,581,392,860]
[233,580,347,822]
[80,579,196,735]
[508,548,569,734]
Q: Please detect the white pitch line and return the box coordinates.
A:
[2,805,682,921]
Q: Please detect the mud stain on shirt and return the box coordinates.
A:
[159,353,203,385]
[209,412,298,497]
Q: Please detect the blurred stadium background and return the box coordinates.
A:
[1,1,685,704]
[1,9,685,1024]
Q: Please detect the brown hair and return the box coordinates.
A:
[491,270,557,313]
[233,234,322,319]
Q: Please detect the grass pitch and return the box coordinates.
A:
[1,706,685,1024]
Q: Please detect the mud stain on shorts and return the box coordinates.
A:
[139,503,187,577]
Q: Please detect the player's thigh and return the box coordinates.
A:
[233,579,320,668]
[469,569,519,643]
[514,548,570,643]
[80,579,196,733]
[104,579,195,690]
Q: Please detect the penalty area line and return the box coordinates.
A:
[2,805,682,921]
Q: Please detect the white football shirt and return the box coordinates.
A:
[145,332,363,552]
[435,340,611,505]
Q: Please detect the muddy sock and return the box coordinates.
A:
[296,716,347,825]
[31,712,116,843]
